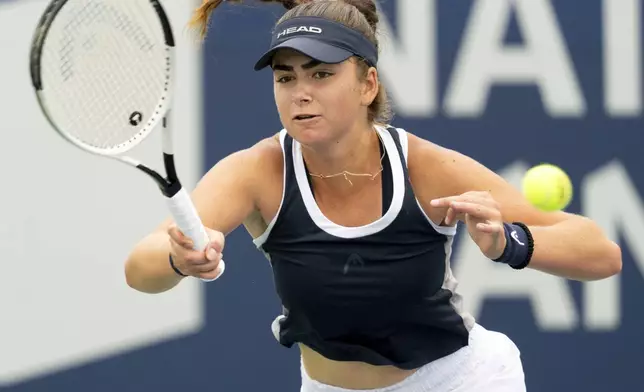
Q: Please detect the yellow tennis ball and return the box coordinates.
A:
[521,164,573,211]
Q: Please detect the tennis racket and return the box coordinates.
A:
[29,0,224,281]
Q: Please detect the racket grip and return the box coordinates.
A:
[166,188,225,282]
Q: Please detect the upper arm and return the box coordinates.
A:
[406,132,570,228]
[156,136,280,236]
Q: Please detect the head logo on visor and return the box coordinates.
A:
[254,16,378,71]
[276,26,322,39]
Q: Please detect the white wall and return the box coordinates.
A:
[0,0,205,385]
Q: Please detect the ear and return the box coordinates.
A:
[360,67,379,107]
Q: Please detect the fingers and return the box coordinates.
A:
[195,246,224,272]
[193,258,222,274]
[449,202,500,221]
[170,244,223,276]
[167,224,225,278]
[206,229,225,253]
[431,191,499,209]
[443,201,501,225]
[432,191,501,225]
[433,192,507,260]
[476,222,504,234]
[167,225,194,249]
[444,205,457,226]
[171,241,222,266]
[443,204,471,226]
[198,263,224,281]
[194,249,225,281]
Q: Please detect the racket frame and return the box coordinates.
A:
[29,0,224,281]
[30,0,174,158]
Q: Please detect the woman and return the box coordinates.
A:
[124,0,622,391]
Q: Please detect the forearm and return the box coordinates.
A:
[526,216,622,281]
[124,231,184,294]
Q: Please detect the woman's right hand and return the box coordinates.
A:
[167,224,225,281]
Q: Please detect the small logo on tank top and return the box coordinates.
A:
[343,253,365,274]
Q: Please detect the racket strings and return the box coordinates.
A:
[39,0,170,152]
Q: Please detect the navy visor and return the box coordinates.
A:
[253,16,378,71]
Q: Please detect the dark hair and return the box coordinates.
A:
[190,0,392,124]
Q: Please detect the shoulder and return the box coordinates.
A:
[216,131,283,173]
[405,130,456,167]
[200,131,284,196]
[403,130,570,228]
[404,131,453,194]
[405,131,497,195]
[241,131,285,193]
[247,131,284,166]
[384,126,444,162]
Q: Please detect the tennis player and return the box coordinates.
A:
[124,0,622,391]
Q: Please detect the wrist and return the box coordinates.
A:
[169,254,188,277]
[493,222,534,269]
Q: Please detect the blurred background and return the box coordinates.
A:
[1,0,642,391]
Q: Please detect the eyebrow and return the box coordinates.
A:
[272,59,323,71]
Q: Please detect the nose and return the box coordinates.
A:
[292,83,313,106]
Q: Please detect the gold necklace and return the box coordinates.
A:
[307,132,385,186]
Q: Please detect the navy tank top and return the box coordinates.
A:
[253,125,475,370]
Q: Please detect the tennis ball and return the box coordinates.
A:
[521,164,573,211]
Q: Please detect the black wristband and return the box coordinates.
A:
[169,254,187,277]
[493,222,534,270]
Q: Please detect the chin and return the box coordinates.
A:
[287,122,337,146]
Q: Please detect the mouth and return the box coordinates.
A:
[293,114,320,121]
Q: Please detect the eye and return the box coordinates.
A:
[275,75,294,83]
[312,71,333,79]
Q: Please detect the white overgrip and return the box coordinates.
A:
[165,187,225,282]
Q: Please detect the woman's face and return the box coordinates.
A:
[271,49,375,146]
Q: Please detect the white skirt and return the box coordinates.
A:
[300,324,527,392]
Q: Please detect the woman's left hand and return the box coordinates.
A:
[431,191,507,260]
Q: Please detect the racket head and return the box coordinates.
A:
[29,0,175,156]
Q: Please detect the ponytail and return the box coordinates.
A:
[189,0,223,39]
[189,0,301,39]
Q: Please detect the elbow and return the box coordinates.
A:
[585,219,622,280]
[122,231,177,294]
[123,253,153,294]
[588,240,622,281]
[123,253,174,295]
[124,262,157,294]
[124,257,142,291]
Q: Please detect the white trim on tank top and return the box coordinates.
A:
[253,130,288,249]
[252,126,458,249]
[292,124,405,239]
[394,128,457,237]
